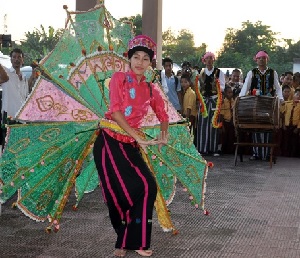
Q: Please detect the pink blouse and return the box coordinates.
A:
[105,70,169,129]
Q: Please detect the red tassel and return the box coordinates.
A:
[204,209,210,216]
[207,162,214,168]
[45,227,52,233]
[172,229,179,235]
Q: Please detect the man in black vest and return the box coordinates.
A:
[239,50,283,160]
[196,52,225,156]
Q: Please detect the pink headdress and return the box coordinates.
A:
[201,52,215,63]
[254,50,269,61]
[128,35,157,60]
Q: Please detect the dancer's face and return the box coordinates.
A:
[130,51,151,77]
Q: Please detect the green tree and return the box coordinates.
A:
[287,39,300,59]
[172,29,195,63]
[162,29,206,66]
[133,14,142,35]
[162,28,176,60]
[119,16,207,67]
[216,20,293,75]
[120,14,142,35]
[18,25,64,64]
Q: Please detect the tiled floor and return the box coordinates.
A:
[1,154,300,257]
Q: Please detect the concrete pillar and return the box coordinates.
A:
[75,0,163,68]
[142,0,162,69]
[76,0,98,11]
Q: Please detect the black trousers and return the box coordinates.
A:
[93,130,157,250]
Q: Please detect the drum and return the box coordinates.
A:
[233,96,280,130]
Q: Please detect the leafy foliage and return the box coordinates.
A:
[10,18,300,75]
[216,20,297,76]
[13,25,64,65]
[119,14,142,36]
[162,29,206,66]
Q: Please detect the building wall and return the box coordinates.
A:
[293,58,300,73]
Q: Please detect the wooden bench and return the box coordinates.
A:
[234,142,278,168]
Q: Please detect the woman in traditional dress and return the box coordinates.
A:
[93,35,169,257]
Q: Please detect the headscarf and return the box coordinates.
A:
[254,50,269,61]
[127,35,156,61]
[201,52,215,64]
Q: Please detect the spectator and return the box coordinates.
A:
[281,90,300,157]
[226,68,243,98]
[161,57,182,113]
[289,72,300,100]
[196,52,225,156]
[181,73,197,134]
[0,48,32,148]
[220,86,235,154]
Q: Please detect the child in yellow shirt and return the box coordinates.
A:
[220,86,235,154]
[278,85,292,155]
[181,73,197,134]
[281,90,300,157]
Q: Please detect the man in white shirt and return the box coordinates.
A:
[239,51,283,100]
[0,48,29,147]
[239,50,283,161]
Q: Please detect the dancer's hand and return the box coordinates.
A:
[157,131,168,153]
[136,138,159,154]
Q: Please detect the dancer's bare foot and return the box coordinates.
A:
[114,249,127,257]
[135,250,153,257]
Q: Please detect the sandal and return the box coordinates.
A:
[135,250,153,257]
[114,249,127,257]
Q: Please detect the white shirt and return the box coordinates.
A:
[160,70,169,94]
[1,66,29,118]
[239,68,283,100]
[161,70,181,110]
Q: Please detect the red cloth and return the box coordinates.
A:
[106,70,169,129]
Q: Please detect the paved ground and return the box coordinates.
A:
[1,154,300,258]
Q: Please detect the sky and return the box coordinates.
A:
[1,0,300,54]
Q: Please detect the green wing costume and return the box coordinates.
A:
[0,2,208,233]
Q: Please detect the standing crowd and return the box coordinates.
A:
[156,50,300,159]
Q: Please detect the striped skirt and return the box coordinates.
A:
[93,130,157,250]
[196,97,220,154]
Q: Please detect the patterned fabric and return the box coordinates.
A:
[106,71,168,128]
[199,68,220,96]
[196,97,220,154]
[16,77,99,122]
[128,35,156,57]
[250,68,275,96]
